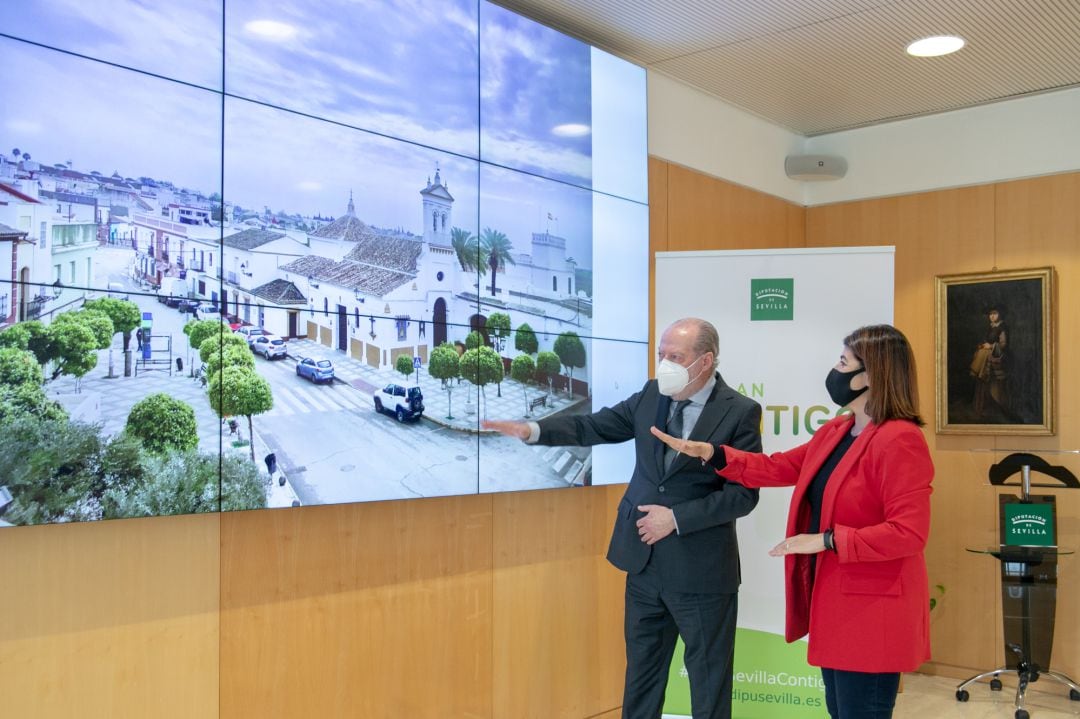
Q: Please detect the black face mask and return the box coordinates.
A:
[825,366,868,407]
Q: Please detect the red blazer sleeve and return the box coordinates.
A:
[718,416,850,489]
[833,424,933,564]
[719,441,811,488]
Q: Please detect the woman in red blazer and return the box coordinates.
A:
[651,324,933,719]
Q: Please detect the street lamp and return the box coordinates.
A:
[307,275,319,289]
[51,279,63,299]
[353,289,365,303]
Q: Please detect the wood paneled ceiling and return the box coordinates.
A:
[494,0,1080,136]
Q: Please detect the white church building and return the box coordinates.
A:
[278,168,592,394]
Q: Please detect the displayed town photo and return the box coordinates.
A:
[0,0,648,527]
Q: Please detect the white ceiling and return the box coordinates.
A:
[494,0,1080,136]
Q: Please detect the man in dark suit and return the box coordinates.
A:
[484,318,762,719]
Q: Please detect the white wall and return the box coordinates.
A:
[804,87,1080,206]
[647,72,1080,207]
[647,71,805,205]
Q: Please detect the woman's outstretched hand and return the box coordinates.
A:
[768,534,827,556]
[649,426,715,463]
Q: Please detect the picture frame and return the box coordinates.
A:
[935,267,1054,435]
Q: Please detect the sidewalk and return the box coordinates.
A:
[239,419,302,509]
[286,339,589,431]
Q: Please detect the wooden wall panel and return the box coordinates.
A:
[992,174,1080,680]
[219,498,494,719]
[0,513,220,719]
[492,485,625,719]
[664,162,805,252]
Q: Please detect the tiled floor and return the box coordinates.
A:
[895,672,1080,718]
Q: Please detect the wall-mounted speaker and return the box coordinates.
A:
[784,155,848,181]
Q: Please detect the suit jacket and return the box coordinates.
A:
[720,415,933,672]
[537,373,762,594]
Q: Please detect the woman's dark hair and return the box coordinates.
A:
[844,324,925,426]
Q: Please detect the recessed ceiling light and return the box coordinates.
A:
[244,19,298,41]
[552,123,590,137]
[906,35,965,57]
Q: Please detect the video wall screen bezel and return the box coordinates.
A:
[0,0,648,528]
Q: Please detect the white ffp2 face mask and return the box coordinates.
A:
[656,356,704,397]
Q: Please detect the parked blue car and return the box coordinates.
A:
[295,356,335,384]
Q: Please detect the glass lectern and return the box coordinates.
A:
[956,450,1080,719]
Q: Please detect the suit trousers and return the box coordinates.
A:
[622,558,738,719]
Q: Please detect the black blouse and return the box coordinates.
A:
[806,430,858,534]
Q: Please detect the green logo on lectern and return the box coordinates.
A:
[1003,503,1054,546]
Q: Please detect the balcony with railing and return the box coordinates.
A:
[52,224,98,251]
[25,292,49,320]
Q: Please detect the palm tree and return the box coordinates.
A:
[480,227,516,297]
[450,227,487,274]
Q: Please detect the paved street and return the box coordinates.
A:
[251,343,594,506]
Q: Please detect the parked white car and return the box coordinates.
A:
[251,334,288,359]
[234,326,270,346]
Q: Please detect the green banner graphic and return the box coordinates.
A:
[664,628,827,718]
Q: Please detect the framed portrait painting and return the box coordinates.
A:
[935,267,1054,435]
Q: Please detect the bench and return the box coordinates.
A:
[529,394,548,411]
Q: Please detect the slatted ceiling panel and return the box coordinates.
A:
[494,0,895,64]
[667,0,1080,136]
[495,0,1080,136]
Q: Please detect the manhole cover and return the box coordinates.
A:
[455,455,468,461]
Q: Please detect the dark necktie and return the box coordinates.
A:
[663,399,692,472]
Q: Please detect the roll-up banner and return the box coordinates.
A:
[655,247,895,718]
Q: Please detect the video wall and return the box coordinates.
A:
[0,0,648,526]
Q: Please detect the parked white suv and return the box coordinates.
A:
[374,384,425,422]
[251,334,288,359]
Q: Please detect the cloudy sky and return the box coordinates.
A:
[0,0,224,89]
[1,38,223,192]
[1,0,594,186]
[226,97,592,268]
[1,1,616,263]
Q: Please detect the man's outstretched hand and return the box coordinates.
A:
[481,420,531,440]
